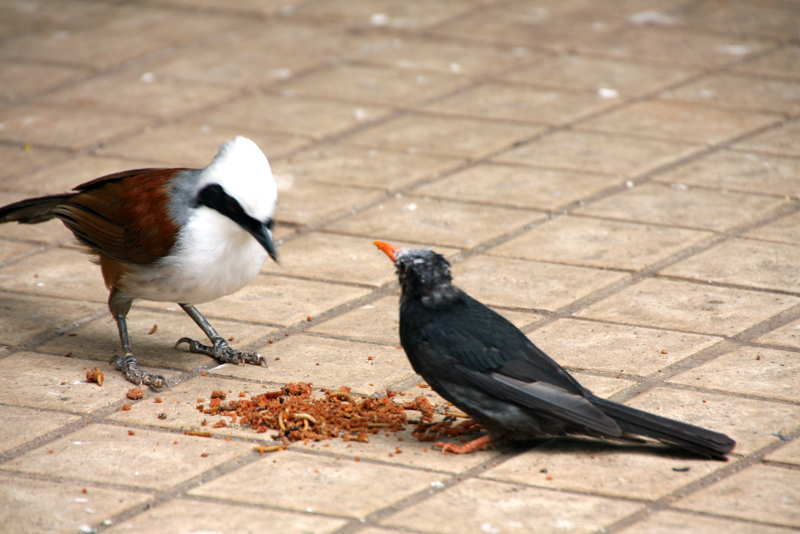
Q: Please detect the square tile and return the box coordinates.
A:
[98,121,311,167]
[493,129,702,177]
[382,477,643,534]
[279,63,470,107]
[625,387,800,454]
[482,439,725,500]
[189,450,442,517]
[198,92,393,140]
[574,372,636,398]
[500,54,697,97]
[578,99,780,144]
[0,62,88,102]
[0,104,151,151]
[138,275,372,327]
[673,0,800,40]
[1,423,253,491]
[341,113,546,159]
[735,45,800,81]
[0,143,69,182]
[0,293,103,346]
[662,73,800,114]
[294,0,481,30]
[274,144,464,191]
[0,405,80,454]
[104,498,347,534]
[733,120,800,157]
[674,465,800,527]
[576,278,800,336]
[754,320,800,349]
[490,216,713,270]
[529,318,721,377]
[37,308,275,370]
[743,211,800,245]
[216,334,414,396]
[0,0,110,35]
[0,473,151,534]
[667,346,800,403]
[659,238,800,293]
[764,438,800,467]
[411,163,620,211]
[421,83,615,125]
[578,26,770,67]
[654,150,800,197]
[272,176,384,226]
[453,255,628,311]
[576,182,788,232]
[0,352,178,413]
[325,196,544,249]
[616,510,798,534]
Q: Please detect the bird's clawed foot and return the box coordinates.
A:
[436,434,493,455]
[175,337,267,367]
[110,354,168,389]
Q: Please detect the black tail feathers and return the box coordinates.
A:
[591,396,735,460]
[0,194,71,225]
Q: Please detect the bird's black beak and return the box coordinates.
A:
[374,240,399,262]
[252,224,279,263]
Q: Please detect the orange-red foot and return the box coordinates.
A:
[437,434,492,454]
[445,419,484,436]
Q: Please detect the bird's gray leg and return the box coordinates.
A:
[175,303,266,367]
[108,288,168,389]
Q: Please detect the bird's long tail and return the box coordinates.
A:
[590,396,735,460]
[0,194,71,225]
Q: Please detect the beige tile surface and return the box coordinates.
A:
[662,73,800,114]
[733,120,800,157]
[735,45,800,81]
[764,438,800,467]
[0,405,81,454]
[754,320,800,349]
[616,510,799,534]
[743,210,800,245]
[0,293,103,346]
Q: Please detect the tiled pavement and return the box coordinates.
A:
[1,0,799,532]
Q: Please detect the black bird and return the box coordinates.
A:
[374,241,735,460]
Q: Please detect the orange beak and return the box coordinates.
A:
[373,240,399,262]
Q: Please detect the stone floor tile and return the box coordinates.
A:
[2,423,253,491]
[578,26,770,68]
[754,320,800,349]
[37,308,274,370]
[616,510,798,534]
[764,438,800,467]
[576,278,800,336]
[0,0,110,36]
[662,73,800,114]
[0,405,80,454]
[482,439,724,500]
[139,274,372,327]
[97,121,311,167]
[421,83,615,125]
[490,216,713,270]
[382,477,643,534]
[0,214,71,245]
[493,129,702,177]
[667,346,800,403]
[625,387,800,454]
[655,150,800,198]
[0,293,102,346]
[0,473,152,534]
[659,238,800,293]
[0,104,151,151]
[273,176,385,226]
[0,352,178,413]
[0,5,244,69]
[0,154,167,196]
[0,62,88,103]
[576,182,787,232]
[274,144,464,192]
[743,210,800,245]
[279,63,470,107]
[188,449,442,517]
[434,5,622,52]
[0,239,36,263]
[104,498,348,534]
[215,334,414,396]
[341,113,545,159]
[500,54,697,97]
[411,163,620,211]
[529,318,721,377]
[735,45,800,81]
[578,99,780,145]
[359,36,533,77]
[673,465,800,527]
[0,248,108,303]
[293,425,499,474]
[293,0,481,31]
[199,92,393,140]
[733,120,800,157]
[453,255,628,311]
[672,0,800,40]
[573,372,636,398]
[148,0,297,15]
[0,144,69,182]
[35,69,238,119]
[325,195,544,249]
